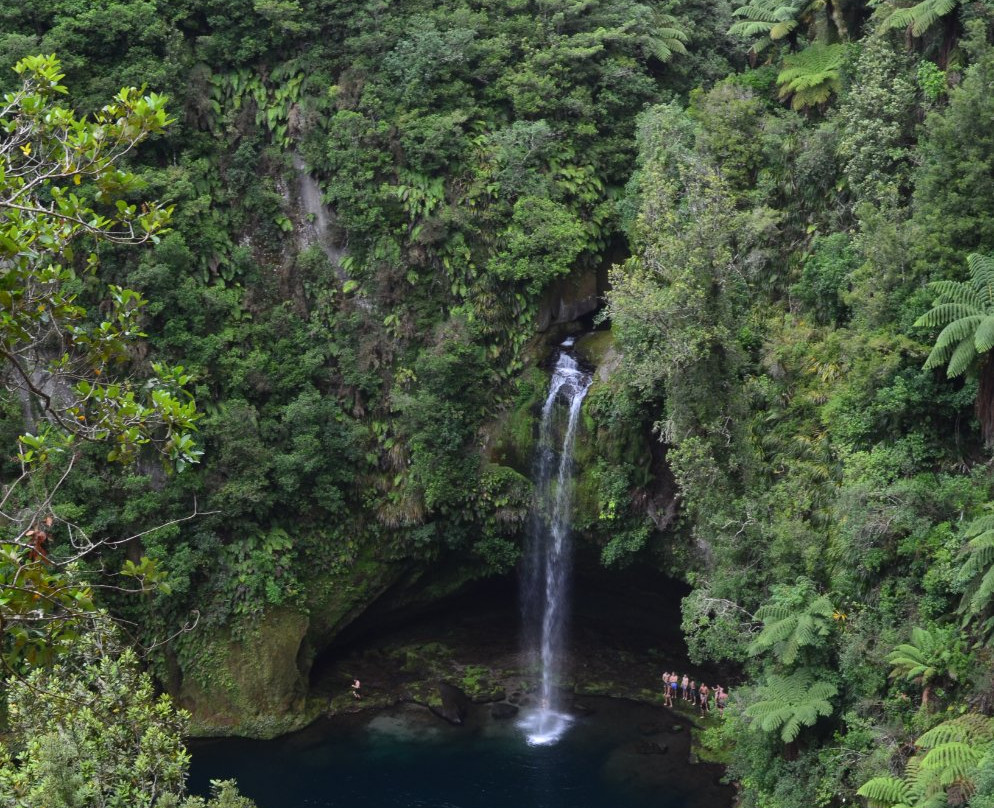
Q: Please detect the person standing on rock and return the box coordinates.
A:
[699,683,710,715]
[680,674,689,701]
[351,679,362,700]
[662,671,672,707]
[716,685,728,717]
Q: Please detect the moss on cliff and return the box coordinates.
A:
[177,607,316,738]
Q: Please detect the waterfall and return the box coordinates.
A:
[519,339,592,746]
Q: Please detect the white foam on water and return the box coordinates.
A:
[518,707,574,747]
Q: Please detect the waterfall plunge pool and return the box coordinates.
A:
[189,697,733,808]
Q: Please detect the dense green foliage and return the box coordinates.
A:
[6,0,994,806]
[603,3,994,806]
[0,626,256,808]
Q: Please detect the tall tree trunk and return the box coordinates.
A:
[977,355,994,447]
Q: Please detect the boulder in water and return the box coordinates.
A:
[572,701,595,716]
[491,702,520,720]
[635,740,668,755]
[430,682,471,725]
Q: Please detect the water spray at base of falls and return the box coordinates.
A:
[519,339,592,746]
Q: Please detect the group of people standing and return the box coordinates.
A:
[661,671,728,717]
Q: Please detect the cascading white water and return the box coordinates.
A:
[519,340,593,746]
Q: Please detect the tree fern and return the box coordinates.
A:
[886,625,963,707]
[914,253,994,445]
[777,43,845,110]
[749,591,835,666]
[646,13,689,62]
[729,0,846,52]
[917,716,994,801]
[917,254,994,375]
[729,0,802,52]
[744,671,837,743]
[859,716,994,808]
[957,510,994,631]
[878,0,961,37]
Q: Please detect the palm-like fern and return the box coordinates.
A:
[858,715,994,808]
[777,43,845,110]
[744,671,837,743]
[878,0,960,38]
[856,713,994,808]
[748,591,835,665]
[914,252,994,445]
[645,12,689,62]
[957,509,994,635]
[916,254,994,377]
[729,0,806,52]
[858,759,944,808]
[729,0,846,53]
[887,625,961,707]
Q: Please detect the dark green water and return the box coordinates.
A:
[189,699,732,808]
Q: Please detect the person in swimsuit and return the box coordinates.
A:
[699,683,710,715]
[351,679,362,700]
[681,674,689,701]
[716,686,729,717]
[662,671,672,707]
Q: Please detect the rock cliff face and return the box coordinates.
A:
[178,607,312,737]
[536,264,606,331]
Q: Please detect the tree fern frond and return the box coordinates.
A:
[927,280,984,309]
[777,43,845,110]
[857,776,912,808]
[754,603,794,622]
[959,534,994,576]
[915,302,983,329]
[917,715,994,749]
[729,19,777,37]
[919,741,982,770]
[965,514,994,537]
[745,672,837,743]
[922,338,956,371]
[966,566,994,617]
[969,253,994,304]
[929,315,985,349]
[770,19,798,39]
[879,0,960,37]
[946,335,979,377]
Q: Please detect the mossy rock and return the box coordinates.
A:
[459,664,506,702]
[178,607,314,738]
[574,329,615,369]
[304,548,405,648]
[487,366,547,472]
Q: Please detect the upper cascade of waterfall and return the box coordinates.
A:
[542,347,592,419]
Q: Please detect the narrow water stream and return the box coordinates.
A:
[519,339,592,745]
